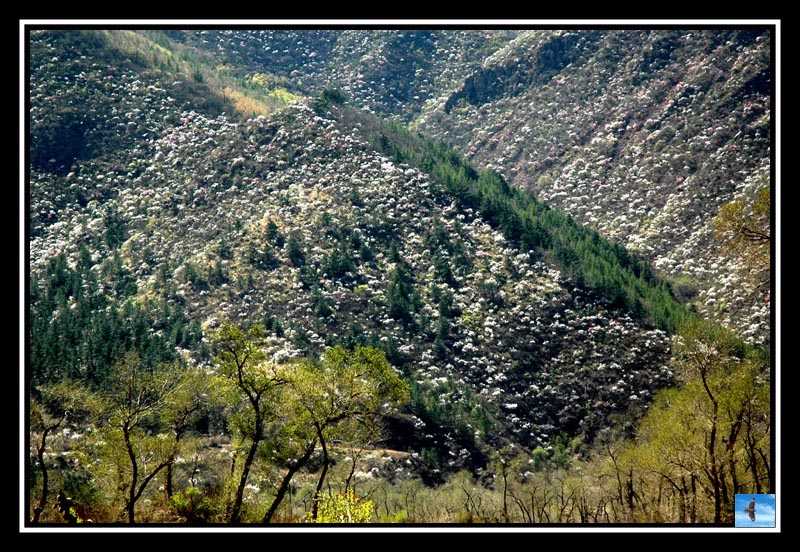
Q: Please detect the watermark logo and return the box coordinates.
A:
[735,494,775,528]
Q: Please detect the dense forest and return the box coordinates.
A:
[25,26,775,527]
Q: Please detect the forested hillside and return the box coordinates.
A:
[26,26,773,526]
[168,28,771,345]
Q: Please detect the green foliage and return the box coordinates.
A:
[530,447,550,472]
[209,321,410,523]
[170,486,214,524]
[324,245,356,281]
[246,243,280,271]
[212,322,286,523]
[313,88,348,113]
[28,253,179,389]
[293,345,411,422]
[432,249,455,286]
[29,380,101,523]
[671,316,751,387]
[311,285,332,317]
[98,29,288,118]
[60,471,104,521]
[31,381,98,428]
[549,435,576,470]
[212,323,277,425]
[407,378,481,470]
[103,205,128,249]
[217,237,234,260]
[82,353,199,523]
[386,249,419,327]
[29,30,772,525]
[265,219,284,248]
[30,105,91,174]
[262,313,285,337]
[182,261,209,291]
[286,234,306,267]
[378,509,409,523]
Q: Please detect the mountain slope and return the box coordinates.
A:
[416,28,772,345]
[28,29,675,474]
[162,29,519,121]
[167,27,772,345]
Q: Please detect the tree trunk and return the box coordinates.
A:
[501,463,509,523]
[678,476,687,523]
[311,428,330,521]
[720,470,731,522]
[31,428,52,524]
[708,419,722,523]
[700,371,722,524]
[344,451,359,492]
[123,423,138,524]
[626,469,635,522]
[754,447,772,492]
[225,451,238,521]
[727,408,744,496]
[510,489,531,523]
[263,443,315,523]
[745,410,763,494]
[747,433,762,494]
[230,436,260,524]
[608,446,628,521]
[166,463,174,499]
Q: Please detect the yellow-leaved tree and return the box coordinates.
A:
[612,318,770,523]
[306,488,374,524]
[713,184,771,296]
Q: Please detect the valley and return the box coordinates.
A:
[25,24,775,527]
